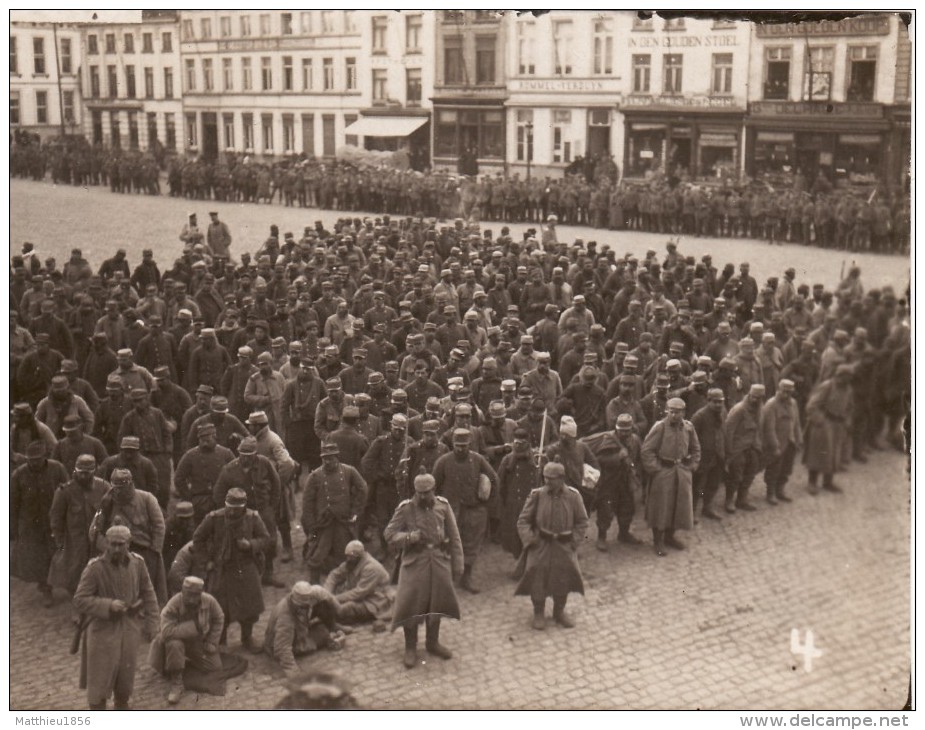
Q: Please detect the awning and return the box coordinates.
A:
[344,116,428,138]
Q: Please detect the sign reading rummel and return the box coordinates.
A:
[755,15,890,37]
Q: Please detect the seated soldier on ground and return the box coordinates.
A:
[322,540,393,630]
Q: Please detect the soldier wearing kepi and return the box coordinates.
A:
[192,487,270,653]
[73,525,160,710]
[641,397,701,557]
[360,412,409,556]
[384,474,464,669]
[723,383,766,513]
[432,428,499,594]
[514,462,589,630]
[760,378,803,504]
[149,575,225,705]
[302,442,369,583]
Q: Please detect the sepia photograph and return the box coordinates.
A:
[7,8,912,716]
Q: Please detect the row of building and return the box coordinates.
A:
[10,11,911,186]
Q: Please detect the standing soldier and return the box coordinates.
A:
[803,365,854,495]
[361,413,410,557]
[384,474,464,669]
[690,389,728,521]
[497,429,540,560]
[192,487,271,652]
[174,423,235,526]
[640,398,701,557]
[760,378,803,504]
[723,384,766,513]
[48,455,109,597]
[514,462,589,630]
[73,524,159,710]
[118,388,175,509]
[11,441,69,607]
[302,443,368,584]
[432,428,498,594]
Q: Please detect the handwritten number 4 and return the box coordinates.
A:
[791,629,822,672]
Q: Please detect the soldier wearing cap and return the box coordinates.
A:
[515,461,589,630]
[604,374,649,434]
[48,454,109,594]
[91,468,168,604]
[384,473,464,669]
[162,501,198,576]
[179,384,215,450]
[186,395,249,451]
[723,384,767,513]
[118,387,174,509]
[74,524,160,710]
[10,402,58,468]
[264,581,343,678]
[281,358,326,473]
[51,413,108,474]
[247,410,298,563]
[175,422,234,526]
[149,574,225,705]
[11,441,69,606]
[36,374,95,439]
[60,359,100,414]
[244,351,287,434]
[188,327,232,394]
[149,366,193,463]
[192,487,271,652]
[641,397,701,557]
[314,376,346,444]
[109,347,156,397]
[135,314,179,383]
[760,379,803,504]
[560,366,607,437]
[323,540,393,627]
[99,435,160,496]
[302,442,369,584]
[326,405,370,470]
[222,346,258,422]
[361,413,411,551]
[803,364,854,495]
[690,388,728,520]
[432,428,499,593]
[522,351,563,417]
[213,435,284,587]
[496,427,541,558]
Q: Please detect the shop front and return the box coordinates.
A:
[344,110,431,171]
[432,97,507,176]
[622,96,744,182]
[746,100,891,188]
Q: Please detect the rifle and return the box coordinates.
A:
[535,408,548,485]
[70,615,88,655]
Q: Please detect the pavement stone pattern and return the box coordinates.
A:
[9,179,911,710]
[11,447,909,710]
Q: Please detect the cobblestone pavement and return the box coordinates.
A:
[11,447,909,710]
[9,179,911,710]
[10,178,910,293]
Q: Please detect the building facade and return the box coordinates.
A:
[745,13,909,187]
[10,21,82,139]
[178,10,363,160]
[432,10,508,175]
[80,11,183,154]
[620,14,751,182]
[347,11,436,170]
[504,11,626,179]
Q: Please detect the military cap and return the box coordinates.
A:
[238,346,254,357]
[325,377,343,390]
[225,488,248,506]
[391,389,408,402]
[391,413,408,427]
[246,411,269,426]
[454,403,472,416]
[749,384,767,397]
[320,442,340,457]
[615,414,635,431]
[12,402,32,415]
[543,462,565,478]
[106,525,132,541]
[666,359,682,371]
[75,454,97,471]
[197,422,218,437]
[666,398,686,410]
[62,414,82,431]
[256,351,273,364]
[26,441,47,457]
[835,364,854,377]
[691,371,708,384]
[452,428,471,444]
[384,361,400,371]
[422,419,441,433]
[120,436,141,450]
[60,359,78,374]
[176,501,195,518]
[110,467,133,485]
[352,348,368,358]
[341,406,360,419]
[182,576,205,592]
[414,474,436,492]
[131,388,149,399]
[501,379,517,392]
[779,379,795,391]
[708,388,725,400]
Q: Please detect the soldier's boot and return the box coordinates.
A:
[617,526,643,545]
[822,474,843,493]
[552,595,575,628]
[531,599,547,630]
[735,486,756,511]
[766,484,779,505]
[653,530,667,557]
[113,696,130,710]
[664,529,685,551]
[402,626,419,669]
[460,565,480,594]
[776,483,792,503]
[424,616,452,660]
[88,701,106,711]
[595,528,608,552]
[240,622,263,654]
[724,483,737,513]
[166,672,184,704]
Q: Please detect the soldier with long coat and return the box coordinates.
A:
[803,365,854,494]
[48,454,109,595]
[640,398,701,557]
[73,524,160,710]
[497,431,540,558]
[192,488,271,651]
[384,474,464,669]
[514,462,589,630]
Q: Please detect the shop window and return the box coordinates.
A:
[846,46,877,102]
[516,109,534,162]
[663,54,682,94]
[242,113,254,149]
[126,65,136,98]
[753,131,794,176]
[627,125,665,176]
[764,47,791,100]
[803,46,833,101]
[435,110,458,156]
[35,90,47,123]
[593,19,613,75]
[406,68,422,106]
[552,110,572,163]
[223,113,235,149]
[283,56,294,92]
[835,134,881,183]
[372,68,387,101]
[699,132,738,179]
[372,16,388,53]
[553,20,573,75]
[633,54,650,93]
[711,53,733,95]
[517,20,536,75]
[476,36,496,85]
[480,110,504,157]
[10,92,19,125]
[445,40,464,84]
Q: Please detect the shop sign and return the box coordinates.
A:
[628,34,740,48]
[512,78,621,93]
[750,101,884,118]
[755,16,890,37]
[624,95,739,109]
